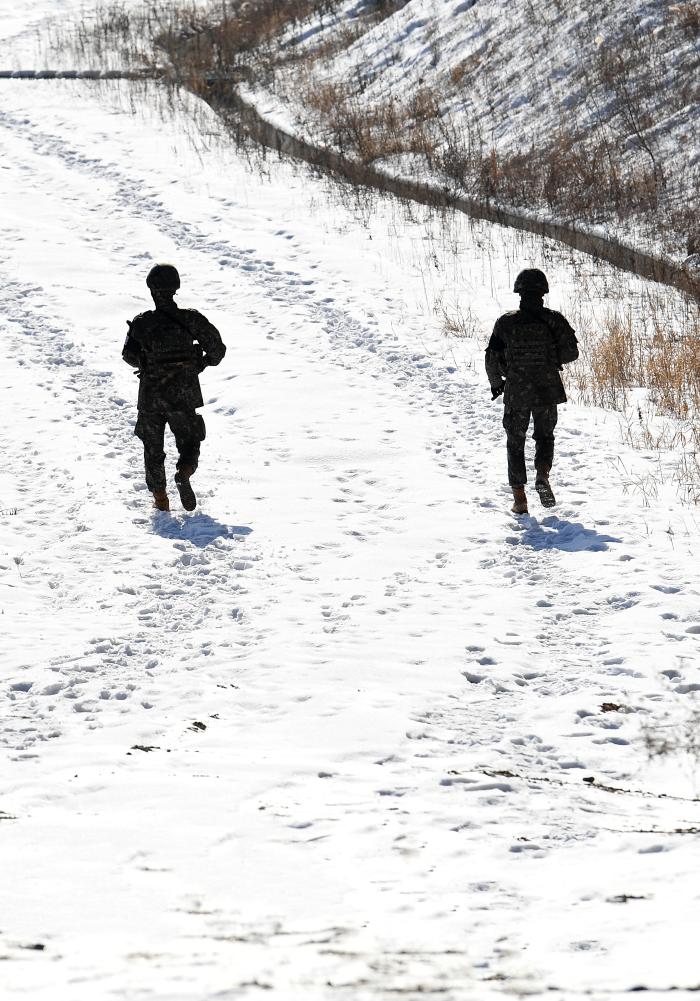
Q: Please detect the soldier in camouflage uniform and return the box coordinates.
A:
[485,269,578,515]
[122,264,227,512]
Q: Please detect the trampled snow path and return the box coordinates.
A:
[1,74,700,998]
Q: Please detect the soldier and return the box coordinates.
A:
[485,269,578,515]
[122,264,226,512]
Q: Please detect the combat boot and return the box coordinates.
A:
[511,485,528,515]
[152,490,170,512]
[535,468,556,508]
[175,465,197,511]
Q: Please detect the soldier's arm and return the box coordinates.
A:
[485,320,508,388]
[552,313,579,365]
[192,313,226,369]
[122,320,142,369]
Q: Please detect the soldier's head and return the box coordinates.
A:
[146,263,180,307]
[513,268,549,308]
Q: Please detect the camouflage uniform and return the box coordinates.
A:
[485,305,578,486]
[122,303,226,494]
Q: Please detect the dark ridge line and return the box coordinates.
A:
[0,68,166,79]
[0,69,245,80]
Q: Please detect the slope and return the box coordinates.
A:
[250,0,700,261]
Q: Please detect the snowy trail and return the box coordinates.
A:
[1,76,700,998]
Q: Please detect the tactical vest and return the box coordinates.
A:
[498,311,567,408]
[131,308,205,412]
[137,310,200,372]
[505,322,561,379]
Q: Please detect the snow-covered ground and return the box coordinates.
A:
[2,6,700,999]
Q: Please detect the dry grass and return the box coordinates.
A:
[54,1,340,77]
[437,127,663,223]
[440,301,480,340]
[293,4,697,257]
[569,292,700,426]
[643,709,700,762]
[668,1,700,38]
[301,82,440,164]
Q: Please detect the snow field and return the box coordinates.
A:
[1,65,700,1000]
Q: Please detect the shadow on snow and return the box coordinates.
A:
[511,515,621,553]
[151,510,253,548]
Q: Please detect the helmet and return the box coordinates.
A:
[146,263,180,291]
[513,268,549,295]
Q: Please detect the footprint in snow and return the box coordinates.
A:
[509,843,547,856]
[463,672,485,684]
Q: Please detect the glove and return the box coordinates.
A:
[491,381,505,400]
[195,344,208,373]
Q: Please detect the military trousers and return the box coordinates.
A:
[134,409,206,494]
[503,405,558,486]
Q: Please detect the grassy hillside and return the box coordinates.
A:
[54,1,699,262]
[266,0,699,262]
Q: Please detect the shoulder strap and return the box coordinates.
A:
[159,305,197,342]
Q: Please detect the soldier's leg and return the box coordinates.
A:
[503,408,530,486]
[532,405,558,474]
[532,406,558,507]
[134,412,167,493]
[167,411,204,475]
[168,411,205,511]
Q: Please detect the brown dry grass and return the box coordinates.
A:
[440,301,480,340]
[570,294,700,424]
[433,120,666,225]
[60,1,340,77]
[301,81,440,164]
[668,1,700,38]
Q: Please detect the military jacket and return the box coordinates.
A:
[122,304,226,412]
[485,306,578,409]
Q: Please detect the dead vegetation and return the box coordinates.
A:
[561,289,700,505]
[643,708,700,764]
[53,1,339,78]
[284,2,698,259]
[668,1,700,39]
[300,81,440,164]
[569,292,700,423]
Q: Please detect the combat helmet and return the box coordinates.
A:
[146,263,181,292]
[513,268,549,295]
